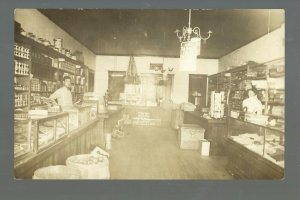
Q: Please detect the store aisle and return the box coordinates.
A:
[108,125,232,179]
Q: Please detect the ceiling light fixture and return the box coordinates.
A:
[175,9,213,71]
[175,9,212,44]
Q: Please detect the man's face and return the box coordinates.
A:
[64,78,71,88]
[248,90,255,97]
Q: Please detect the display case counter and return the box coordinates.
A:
[184,111,227,155]
[62,105,92,131]
[14,118,102,179]
[33,112,69,150]
[226,117,284,179]
[14,112,69,160]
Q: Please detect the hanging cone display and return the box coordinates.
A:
[124,56,140,84]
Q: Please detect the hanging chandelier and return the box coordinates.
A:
[175,9,212,44]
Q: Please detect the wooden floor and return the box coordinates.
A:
[108,125,233,180]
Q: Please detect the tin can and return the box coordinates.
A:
[65,49,71,57]
[53,38,63,51]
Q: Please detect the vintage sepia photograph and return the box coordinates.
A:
[13,9,285,180]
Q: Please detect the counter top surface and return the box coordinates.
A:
[184,111,226,124]
[228,117,284,132]
[15,112,69,121]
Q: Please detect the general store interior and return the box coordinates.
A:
[14,9,285,179]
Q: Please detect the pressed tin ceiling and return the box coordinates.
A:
[39,9,284,58]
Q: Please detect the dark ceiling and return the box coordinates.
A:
[39,9,284,58]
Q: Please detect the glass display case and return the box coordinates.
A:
[14,112,69,160]
[63,105,92,131]
[31,112,69,151]
[227,117,284,168]
[14,119,32,158]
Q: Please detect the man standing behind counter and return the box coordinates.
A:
[49,76,73,107]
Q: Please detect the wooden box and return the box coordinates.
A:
[178,124,205,149]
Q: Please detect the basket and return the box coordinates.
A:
[66,154,110,179]
[33,165,81,179]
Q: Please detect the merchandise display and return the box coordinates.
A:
[210,91,225,119]
[13,11,285,181]
[208,58,285,129]
[14,112,69,161]
[63,106,92,131]
[227,117,284,168]
[14,33,90,115]
[14,43,30,59]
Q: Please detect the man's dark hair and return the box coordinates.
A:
[246,86,259,96]
[63,76,71,82]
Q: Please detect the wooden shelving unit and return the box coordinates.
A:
[208,58,285,128]
[14,34,91,116]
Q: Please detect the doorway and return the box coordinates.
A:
[188,74,208,108]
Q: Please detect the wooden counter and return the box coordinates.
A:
[14,107,124,179]
[124,105,172,127]
[184,111,227,155]
[226,138,284,179]
[97,107,125,147]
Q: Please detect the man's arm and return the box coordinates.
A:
[49,90,59,105]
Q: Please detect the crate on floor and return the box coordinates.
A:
[178,124,205,150]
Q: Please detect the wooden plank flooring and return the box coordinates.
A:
[108,125,232,180]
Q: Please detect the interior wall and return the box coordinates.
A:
[219,24,285,72]
[95,55,218,104]
[14,9,96,70]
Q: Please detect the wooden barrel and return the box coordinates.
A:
[66,154,110,179]
[33,165,81,179]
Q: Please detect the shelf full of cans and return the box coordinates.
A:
[75,75,86,85]
[15,93,28,108]
[31,78,58,93]
[14,43,30,60]
[31,49,76,75]
[30,93,49,106]
[58,61,76,74]
[74,85,85,93]
[14,43,30,111]
[208,58,284,119]
[14,60,30,76]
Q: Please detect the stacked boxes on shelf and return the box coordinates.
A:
[59,61,76,74]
